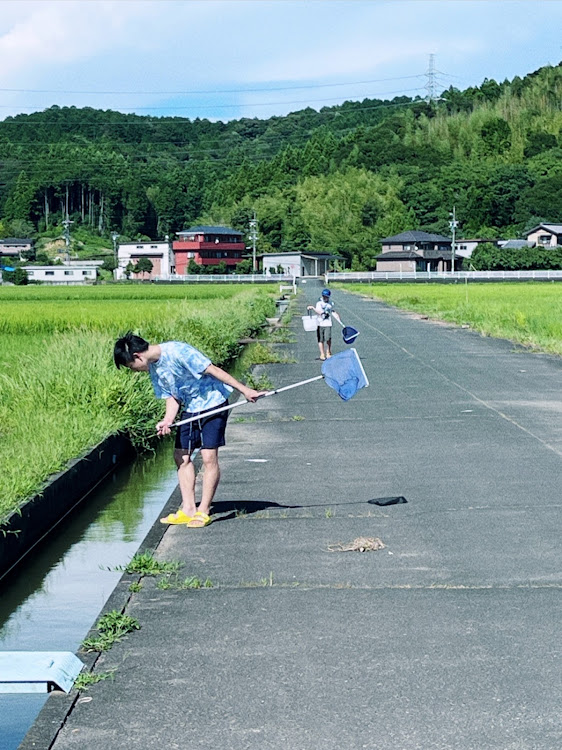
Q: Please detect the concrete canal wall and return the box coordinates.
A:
[0,434,136,581]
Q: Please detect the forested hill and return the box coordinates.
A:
[0,62,561,269]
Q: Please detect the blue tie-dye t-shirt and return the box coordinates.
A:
[148,341,233,413]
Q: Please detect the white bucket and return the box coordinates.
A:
[302,314,318,332]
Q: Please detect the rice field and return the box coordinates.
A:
[339,282,562,356]
[0,284,275,521]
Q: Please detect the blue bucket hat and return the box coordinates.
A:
[321,288,331,297]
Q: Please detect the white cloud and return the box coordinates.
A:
[0,1,560,120]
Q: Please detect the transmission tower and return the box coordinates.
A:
[425,53,438,102]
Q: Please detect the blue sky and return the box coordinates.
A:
[0,0,561,122]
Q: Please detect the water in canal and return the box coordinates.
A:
[0,444,178,750]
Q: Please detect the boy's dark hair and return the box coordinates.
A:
[114,332,149,369]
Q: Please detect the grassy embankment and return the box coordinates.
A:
[339,283,562,356]
[0,284,275,522]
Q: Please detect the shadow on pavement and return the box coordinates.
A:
[210,496,408,522]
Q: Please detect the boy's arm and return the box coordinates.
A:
[156,397,181,436]
[332,310,342,323]
[204,364,265,402]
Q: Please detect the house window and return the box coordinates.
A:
[136,245,144,249]
[45,271,54,276]
[538,234,551,245]
[64,270,74,276]
[150,245,158,249]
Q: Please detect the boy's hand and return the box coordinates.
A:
[240,386,267,402]
[156,419,173,436]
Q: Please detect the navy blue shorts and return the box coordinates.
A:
[175,401,229,453]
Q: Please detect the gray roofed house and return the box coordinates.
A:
[380,231,452,245]
[377,230,456,272]
[0,237,33,258]
[523,223,562,248]
[498,240,535,249]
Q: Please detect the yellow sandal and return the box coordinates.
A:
[160,510,193,525]
[186,511,212,528]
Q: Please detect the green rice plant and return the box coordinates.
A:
[339,282,562,355]
[0,285,276,521]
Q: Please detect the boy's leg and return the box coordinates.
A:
[198,448,220,517]
[318,327,326,360]
[175,449,198,517]
[326,334,332,357]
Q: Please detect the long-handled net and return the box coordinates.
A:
[171,348,369,428]
[335,317,360,344]
[321,347,368,401]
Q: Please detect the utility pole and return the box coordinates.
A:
[62,216,73,263]
[249,212,258,273]
[111,232,119,264]
[449,207,459,274]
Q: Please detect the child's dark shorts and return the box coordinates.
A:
[317,325,332,343]
[175,401,229,453]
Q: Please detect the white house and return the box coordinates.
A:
[24,265,97,284]
[116,240,171,280]
[455,238,497,259]
[259,252,341,277]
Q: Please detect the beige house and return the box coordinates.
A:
[523,224,562,248]
[376,231,455,272]
[0,238,33,259]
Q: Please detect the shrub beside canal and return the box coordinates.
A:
[0,285,275,522]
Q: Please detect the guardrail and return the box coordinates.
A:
[327,270,562,283]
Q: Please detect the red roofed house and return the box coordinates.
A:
[172,226,245,274]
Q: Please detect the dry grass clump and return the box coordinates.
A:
[328,536,385,552]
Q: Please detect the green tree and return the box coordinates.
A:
[2,266,29,285]
[134,257,154,276]
[479,117,512,156]
[4,171,36,221]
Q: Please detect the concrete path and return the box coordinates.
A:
[24,282,562,749]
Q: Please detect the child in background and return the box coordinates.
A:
[307,288,341,361]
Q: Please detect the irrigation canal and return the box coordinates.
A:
[0,443,177,750]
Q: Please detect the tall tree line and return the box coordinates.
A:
[0,63,560,268]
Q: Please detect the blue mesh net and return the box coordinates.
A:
[342,325,359,344]
[321,348,369,401]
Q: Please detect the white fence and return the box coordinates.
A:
[155,274,293,284]
[327,270,562,283]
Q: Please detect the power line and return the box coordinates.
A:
[0,87,427,114]
[0,74,426,96]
